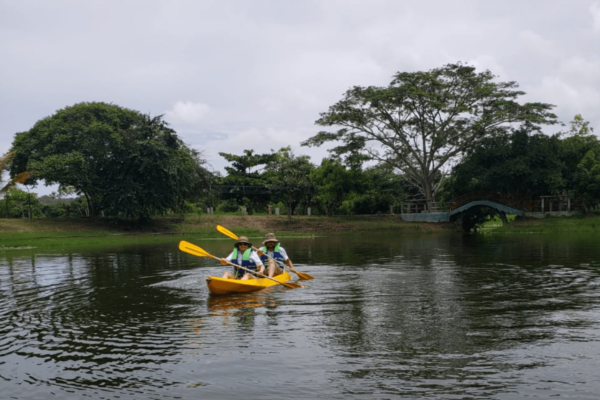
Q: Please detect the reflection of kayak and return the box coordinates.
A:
[207,292,280,313]
[207,292,265,311]
[206,271,293,295]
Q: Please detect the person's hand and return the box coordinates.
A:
[257,249,264,256]
[220,258,228,266]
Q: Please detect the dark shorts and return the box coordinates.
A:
[234,267,256,278]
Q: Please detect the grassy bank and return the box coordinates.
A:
[484,213,600,233]
[0,214,447,250]
[3,213,597,251]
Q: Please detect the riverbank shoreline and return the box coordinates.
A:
[0,214,450,248]
[1,213,599,249]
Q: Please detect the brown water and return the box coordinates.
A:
[1,232,600,399]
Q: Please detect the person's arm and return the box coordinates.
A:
[250,252,265,276]
[280,247,297,271]
[285,258,297,272]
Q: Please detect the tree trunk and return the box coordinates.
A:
[423,176,434,212]
[83,192,92,217]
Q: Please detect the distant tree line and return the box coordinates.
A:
[2,63,600,223]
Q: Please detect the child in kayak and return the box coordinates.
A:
[256,233,298,278]
[220,236,265,280]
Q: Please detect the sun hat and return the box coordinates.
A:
[262,232,279,245]
[235,236,253,248]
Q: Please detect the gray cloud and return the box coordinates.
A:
[2,0,599,193]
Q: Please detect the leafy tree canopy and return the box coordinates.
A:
[8,102,209,220]
[302,62,558,209]
[450,115,600,201]
[218,149,277,214]
[310,158,357,216]
[574,148,600,208]
[450,127,564,198]
[219,149,277,185]
[263,146,315,218]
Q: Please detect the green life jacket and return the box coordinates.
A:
[231,248,257,276]
[260,243,284,264]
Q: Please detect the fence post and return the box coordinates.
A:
[541,198,544,213]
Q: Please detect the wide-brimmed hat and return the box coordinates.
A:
[235,236,252,247]
[262,232,279,245]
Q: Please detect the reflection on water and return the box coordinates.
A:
[1,233,600,399]
[207,291,282,330]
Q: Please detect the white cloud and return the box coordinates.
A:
[590,2,600,31]
[165,101,211,124]
[466,55,507,79]
[519,30,555,57]
[560,57,600,87]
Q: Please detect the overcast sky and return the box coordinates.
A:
[2,0,600,194]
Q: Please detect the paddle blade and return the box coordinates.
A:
[282,281,303,289]
[216,224,239,241]
[179,240,212,258]
[295,271,315,280]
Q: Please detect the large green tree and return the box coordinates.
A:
[310,158,356,216]
[561,115,600,209]
[339,163,411,215]
[450,115,600,201]
[450,127,565,198]
[218,149,276,214]
[1,188,43,218]
[8,102,209,220]
[574,148,600,210]
[263,147,315,219]
[302,63,557,210]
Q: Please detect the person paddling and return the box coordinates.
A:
[256,233,298,278]
[220,236,265,280]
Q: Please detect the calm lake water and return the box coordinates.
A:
[2,232,600,399]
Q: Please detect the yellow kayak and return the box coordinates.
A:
[206,271,293,295]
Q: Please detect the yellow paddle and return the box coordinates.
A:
[215,224,315,280]
[178,240,302,289]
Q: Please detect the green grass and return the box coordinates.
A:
[481,214,517,230]
[0,227,261,250]
[0,214,444,250]
[4,212,598,251]
[489,213,600,233]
